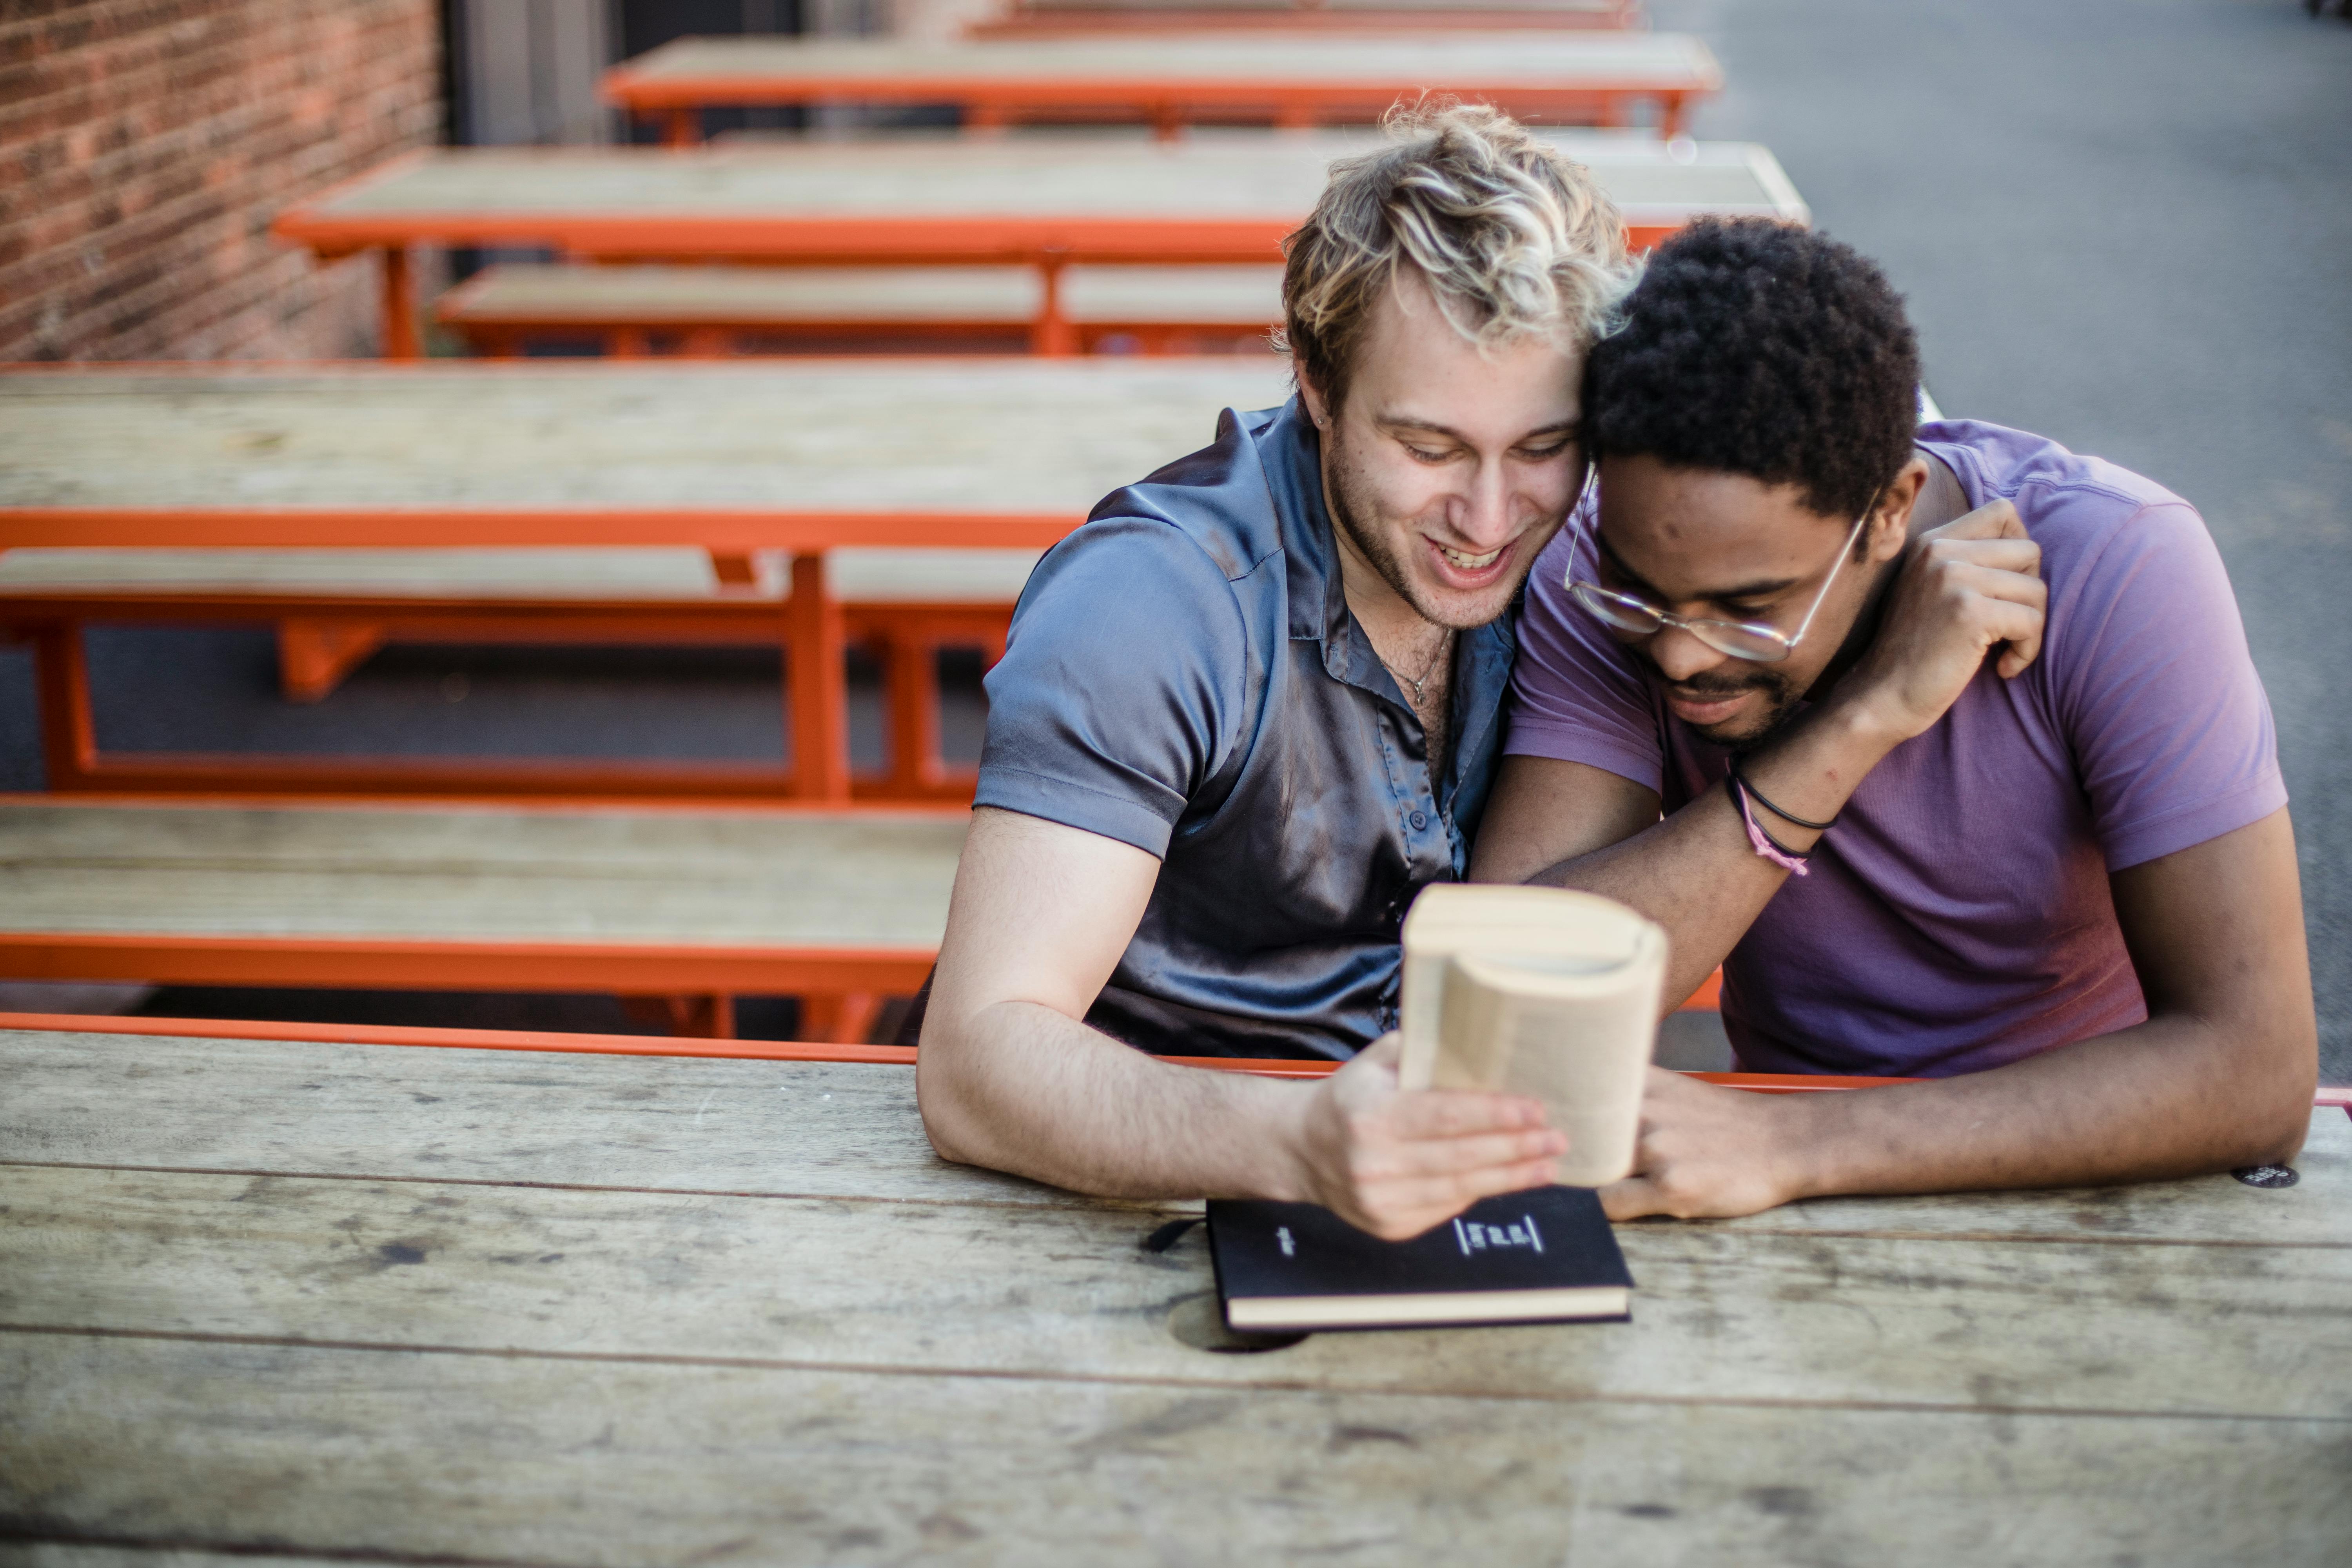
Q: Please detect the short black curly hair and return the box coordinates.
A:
[1583,218,1920,522]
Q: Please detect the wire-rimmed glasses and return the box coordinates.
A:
[1566,507,1873,664]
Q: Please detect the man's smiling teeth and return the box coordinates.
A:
[1438,544,1503,570]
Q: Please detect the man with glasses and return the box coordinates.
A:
[1475,218,2318,1218]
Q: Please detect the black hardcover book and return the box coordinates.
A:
[1207,1186,1633,1332]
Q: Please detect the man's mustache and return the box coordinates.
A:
[1660,670,1788,699]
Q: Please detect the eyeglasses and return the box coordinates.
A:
[1566,506,1873,664]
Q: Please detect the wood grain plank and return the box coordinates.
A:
[0,804,965,947]
[0,360,1296,513]
[4,1031,2345,1243]
[5,1164,2349,1420]
[0,1031,1087,1209]
[0,1551,356,1568]
[3,1334,2344,1568]
[301,134,1799,227]
[613,32,1720,91]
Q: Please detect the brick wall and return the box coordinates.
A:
[0,0,443,362]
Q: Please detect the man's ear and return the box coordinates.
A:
[1866,456,1931,563]
[1295,363,1332,430]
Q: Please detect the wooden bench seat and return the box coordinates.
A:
[436,263,1284,358]
[0,798,967,1042]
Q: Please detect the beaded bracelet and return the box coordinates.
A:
[1726,772,1811,877]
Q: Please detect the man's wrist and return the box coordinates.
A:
[1245,1073,1323,1205]
[1808,687,1911,771]
[1764,1087,1864,1204]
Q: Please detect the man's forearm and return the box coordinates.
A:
[916,1000,1310,1201]
[1530,702,1902,1004]
[1774,1015,2315,1199]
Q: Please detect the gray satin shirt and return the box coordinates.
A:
[972,396,1519,1060]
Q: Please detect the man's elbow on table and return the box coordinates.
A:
[912,1003,1021,1171]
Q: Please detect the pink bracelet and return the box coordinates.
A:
[1728,773,1811,877]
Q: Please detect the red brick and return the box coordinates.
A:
[0,0,439,361]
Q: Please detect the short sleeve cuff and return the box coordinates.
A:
[1502,721,1664,795]
[975,765,1182,859]
[2099,769,2288,872]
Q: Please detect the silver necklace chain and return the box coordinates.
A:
[1384,632,1451,703]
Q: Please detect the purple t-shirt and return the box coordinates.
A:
[1506,421,2287,1078]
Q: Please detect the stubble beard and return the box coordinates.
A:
[1669,665,1807,755]
[1321,443,1539,633]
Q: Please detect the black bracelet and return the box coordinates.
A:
[1729,756,1837,832]
[1726,772,1811,862]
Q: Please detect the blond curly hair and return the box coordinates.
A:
[1281,103,1635,409]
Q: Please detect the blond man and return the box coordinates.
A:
[915,107,1632,1236]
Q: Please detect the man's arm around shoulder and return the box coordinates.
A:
[915,807,1569,1239]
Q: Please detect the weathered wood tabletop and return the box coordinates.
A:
[0,359,1296,528]
[601,33,1720,138]
[4,1024,2347,1563]
[278,132,1801,254]
[979,0,1644,35]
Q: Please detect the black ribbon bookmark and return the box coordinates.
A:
[1142,1217,1205,1253]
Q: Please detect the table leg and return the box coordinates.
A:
[1031,259,1078,357]
[379,245,421,360]
[800,991,883,1045]
[30,621,99,789]
[620,995,737,1038]
[787,553,850,802]
[663,107,700,147]
[277,620,387,703]
[1661,93,1690,139]
[883,626,939,794]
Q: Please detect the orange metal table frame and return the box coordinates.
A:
[0,1008,1818,1085]
[600,33,1721,148]
[269,136,1796,359]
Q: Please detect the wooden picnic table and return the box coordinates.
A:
[0,357,1293,803]
[601,32,1720,147]
[3,1019,2346,1562]
[977,0,1646,37]
[273,131,1804,358]
[0,798,965,1041]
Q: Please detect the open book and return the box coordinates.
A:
[1397,885,1668,1188]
